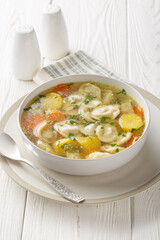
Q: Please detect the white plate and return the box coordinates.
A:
[0,85,160,204]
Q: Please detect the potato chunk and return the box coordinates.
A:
[52,138,81,156]
[41,93,63,111]
[119,114,143,131]
[76,136,101,155]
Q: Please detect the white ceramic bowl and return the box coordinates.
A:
[18,74,150,175]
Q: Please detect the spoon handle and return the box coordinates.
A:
[34,166,84,203]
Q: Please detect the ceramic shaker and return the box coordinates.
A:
[11,25,41,80]
[41,5,69,60]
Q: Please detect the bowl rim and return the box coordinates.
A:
[17,73,150,162]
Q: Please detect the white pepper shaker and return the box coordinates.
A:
[11,25,41,81]
[41,5,69,60]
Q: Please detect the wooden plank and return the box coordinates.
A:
[0,0,48,239]
[131,182,160,240]
[0,169,27,240]
[22,193,131,240]
[127,0,160,96]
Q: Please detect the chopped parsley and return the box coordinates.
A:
[118,132,126,137]
[83,119,94,126]
[68,133,75,140]
[109,122,114,125]
[71,101,77,105]
[68,83,73,88]
[39,94,45,98]
[66,120,77,125]
[131,126,144,133]
[54,96,58,98]
[116,148,119,152]
[34,98,40,103]
[61,143,71,149]
[70,114,81,120]
[122,134,126,137]
[131,128,136,133]
[137,125,144,131]
[111,144,116,147]
[101,126,104,129]
[115,89,127,95]
[118,132,122,136]
[100,116,111,122]
[83,95,96,104]
[69,146,79,152]
[24,107,31,111]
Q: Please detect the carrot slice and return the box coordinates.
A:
[23,114,45,130]
[47,111,65,125]
[123,136,139,148]
[134,105,144,120]
[53,84,72,98]
[57,132,65,139]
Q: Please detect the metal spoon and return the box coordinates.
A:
[0,132,84,203]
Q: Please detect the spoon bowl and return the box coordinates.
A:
[0,131,84,203]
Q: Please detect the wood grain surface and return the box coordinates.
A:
[0,0,160,239]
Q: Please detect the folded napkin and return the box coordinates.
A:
[33,50,124,85]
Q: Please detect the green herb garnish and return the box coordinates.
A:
[84,95,96,104]
[66,120,77,125]
[100,116,111,122]
[61,143,71,149]
[109,122,114,125]
[69,146,79,152]
[70,114,81,120]
[115,89,126,95]
[118,132,122,136]
[68,133,75,140]
[68,83,73,88]
[101,127,104,129]
[122,134,126,137]
[24,107,31,111]
[137,125,144,131]
[116,148,119,152]
[131,128,136,133]
[39,94,45,98]
[34,98,40,103]
[111,144,116,147]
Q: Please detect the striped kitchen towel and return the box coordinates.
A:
[33,50,125,85]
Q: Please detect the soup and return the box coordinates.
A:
[21,82,145,159]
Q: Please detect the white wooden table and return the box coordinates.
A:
[0,0,160,239]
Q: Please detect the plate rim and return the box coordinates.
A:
[0,83,160,204]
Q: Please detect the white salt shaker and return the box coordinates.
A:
[41,5,69,60]
[11,25,41,80]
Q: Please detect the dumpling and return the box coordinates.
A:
[79,83,101,99]
[101,144,125,154]
[102,90,113,104]
[86,152,111,159]
[64,93,85,107]
[54,120,79,137]
[78,106,94,122]
[82,99,102,108]
[96,124,118,143]
[121,102,134,114]
[115,132,132,146]
[79,123,97,136]
[34,121,57,143]
[91,105,120,120]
